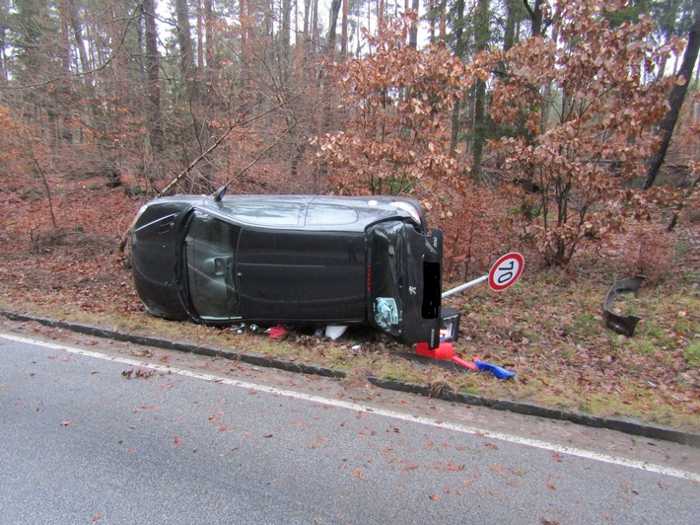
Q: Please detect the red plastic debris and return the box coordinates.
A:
[414,341,478,371]
[268,325,288,340]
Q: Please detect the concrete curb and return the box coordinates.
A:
[2,309,699,448]
[0,311,344,379]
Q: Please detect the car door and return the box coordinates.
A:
[184,210,241,322]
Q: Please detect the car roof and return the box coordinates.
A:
[151,194,424,232]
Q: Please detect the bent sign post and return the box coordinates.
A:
[441,252,525,299]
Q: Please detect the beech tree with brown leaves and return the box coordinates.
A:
[489,0,684,265]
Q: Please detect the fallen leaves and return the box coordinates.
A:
[130,349,153,358]
[121,368,156,380]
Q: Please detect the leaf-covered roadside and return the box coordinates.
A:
[1,180,698,431]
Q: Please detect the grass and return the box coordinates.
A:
[685,342,700,368]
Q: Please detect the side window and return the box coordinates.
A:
[185,211,240,320]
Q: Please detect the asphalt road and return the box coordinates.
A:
[1,334,698,525]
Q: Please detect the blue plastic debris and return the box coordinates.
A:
[474,360,515,380]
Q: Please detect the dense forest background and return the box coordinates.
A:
[0,0,698,270]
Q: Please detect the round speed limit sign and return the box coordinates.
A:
[488,252,525,292]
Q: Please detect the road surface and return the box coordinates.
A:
[1,329,698,524]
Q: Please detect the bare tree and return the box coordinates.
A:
[143,0,163,154]
[409,0,419,48]
[645,5,699,189]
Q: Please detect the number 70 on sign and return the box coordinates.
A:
[441,252,525,299]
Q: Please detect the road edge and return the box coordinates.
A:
[2,309,698,448]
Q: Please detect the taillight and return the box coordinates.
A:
[366,264,372,295]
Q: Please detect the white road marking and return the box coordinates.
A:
[2,331,699,483]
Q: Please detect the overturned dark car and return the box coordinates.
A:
[130,193,447,348]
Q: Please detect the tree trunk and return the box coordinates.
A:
[316,0,343,187]
[327,0,342,56]
[282,0,291,60]
[196,0,204,70]
[439,0,446,41]
[379,0,385,34]
[523,0,543,37]
[143,0,163,154]
[409,0,419,48]
[0,0,7,82]
[67,0,90,78]
[175,0,195,97]
[449,0,465,155]
[471,0,490,179]
[504,0,516,51]
[341,0,348,57]
[644,8,699,190]
[136,4,146,82]
[312,0,319,53]
[204,0,214,69]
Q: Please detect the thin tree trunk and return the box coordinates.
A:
[175,0,195,95]
[341,0,348,57]
[67,0,90,78]
[523,0,543,37]
[204,0,214,69]
[378,0,385,34]
[57,2,73,143]
[540,22,558,132]
[312,0,319,53]
[472,0,490,179]
[282,0,291,61]
[439,0,446,41]
[316,0,342,187]
[0,0,7,82]
[136,5,146,82]
[409,0,419,49]
[427,0,434,42]
[504,0,516,51]
[31,155,58,230]
[143,0,163,154]
[644,8,699,190]
[197,0,204,70]
[449,0,465,155]
[110,3,130,101]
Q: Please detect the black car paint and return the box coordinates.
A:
[131,195,442,347]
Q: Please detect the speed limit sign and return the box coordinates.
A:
[488,252,525,292]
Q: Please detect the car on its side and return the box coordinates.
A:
[130,192,445,347]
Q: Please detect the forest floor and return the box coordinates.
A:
[2,175,699,432]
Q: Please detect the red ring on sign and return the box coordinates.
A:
[488,252,525,292]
